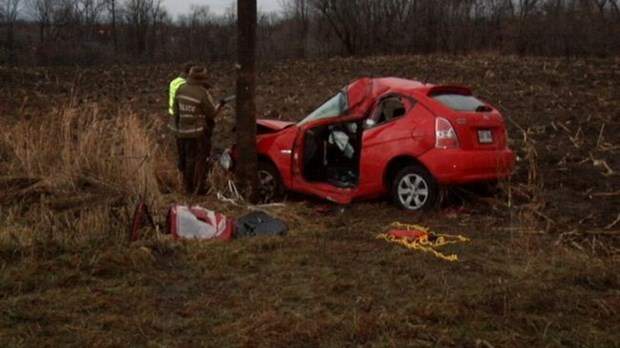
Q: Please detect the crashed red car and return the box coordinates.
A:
[248,77,515,210]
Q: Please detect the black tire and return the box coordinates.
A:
[258,160,284,203]
[391,165,438,211]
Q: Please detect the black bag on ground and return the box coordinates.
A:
[234,211,287,238]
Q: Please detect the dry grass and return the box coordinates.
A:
[0,104,163,247]
[2,203,618,347]
[0,56,618,347]
[512,124,550,233]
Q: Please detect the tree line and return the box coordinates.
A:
[1,0,619,66]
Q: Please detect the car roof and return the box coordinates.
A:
[349,77,431,95]
[372,77,429,91]
[346,77,424,114]
[346,77,473,115]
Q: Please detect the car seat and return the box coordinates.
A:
[380,98,406,123]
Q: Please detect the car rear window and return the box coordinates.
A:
[430,93,490,112]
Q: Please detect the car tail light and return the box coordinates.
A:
[435,117,459,149]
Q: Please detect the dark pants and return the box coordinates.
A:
[176,131,212,194]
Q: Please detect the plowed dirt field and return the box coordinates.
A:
[0,55,618,347]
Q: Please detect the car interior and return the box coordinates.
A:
[300,95,411,188]
[365,95,409,128]
[302,121,362,188]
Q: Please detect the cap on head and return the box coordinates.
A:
[189,66,209,81]
[183,62,195,75]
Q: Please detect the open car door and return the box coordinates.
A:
[287,79,378,204]
[290,115,365,204]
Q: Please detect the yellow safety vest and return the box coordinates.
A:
[168,77,186,115]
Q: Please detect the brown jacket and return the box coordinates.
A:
[169,79,217,138]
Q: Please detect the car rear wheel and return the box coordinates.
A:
[391,165,438,211]
[258,160,284,203]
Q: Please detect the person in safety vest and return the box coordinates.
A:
[170,66,221,194]
[167,62,194,117]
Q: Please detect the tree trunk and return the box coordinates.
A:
[235,0,258,202]
[7,22,16,66]
[110,0,118,56]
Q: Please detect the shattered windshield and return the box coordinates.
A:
[298,91,348,125]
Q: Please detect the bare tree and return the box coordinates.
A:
[76,0,106,39]
[103,0,118,54]
[1,0,21,65]
[310,0,363,55]
[178,4,211,58]
[119,0,167,59]
[27,0,57,43]
[147,0,164,58]
[51,0,80,41]
[281,0,310,56]
[515,0,540,53]
[219,3,238,59]
[124,0,153,56]
[4,0,620,65]
[609,0,620,16]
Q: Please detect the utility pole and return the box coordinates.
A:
[235,0,258,202]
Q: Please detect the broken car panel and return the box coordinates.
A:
[236,77,515,210]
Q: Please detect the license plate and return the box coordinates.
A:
[478,129,493,144]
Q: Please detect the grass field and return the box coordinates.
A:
[0,55,618,347]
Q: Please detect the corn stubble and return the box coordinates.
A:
[0,56,618,347]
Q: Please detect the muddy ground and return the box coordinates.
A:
[2,55,618,238]
[0,55,618,347]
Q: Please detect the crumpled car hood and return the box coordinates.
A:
[257,119,295,133]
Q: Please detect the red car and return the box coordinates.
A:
[250,77,515,210]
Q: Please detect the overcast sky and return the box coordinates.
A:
[163,0,283,19]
